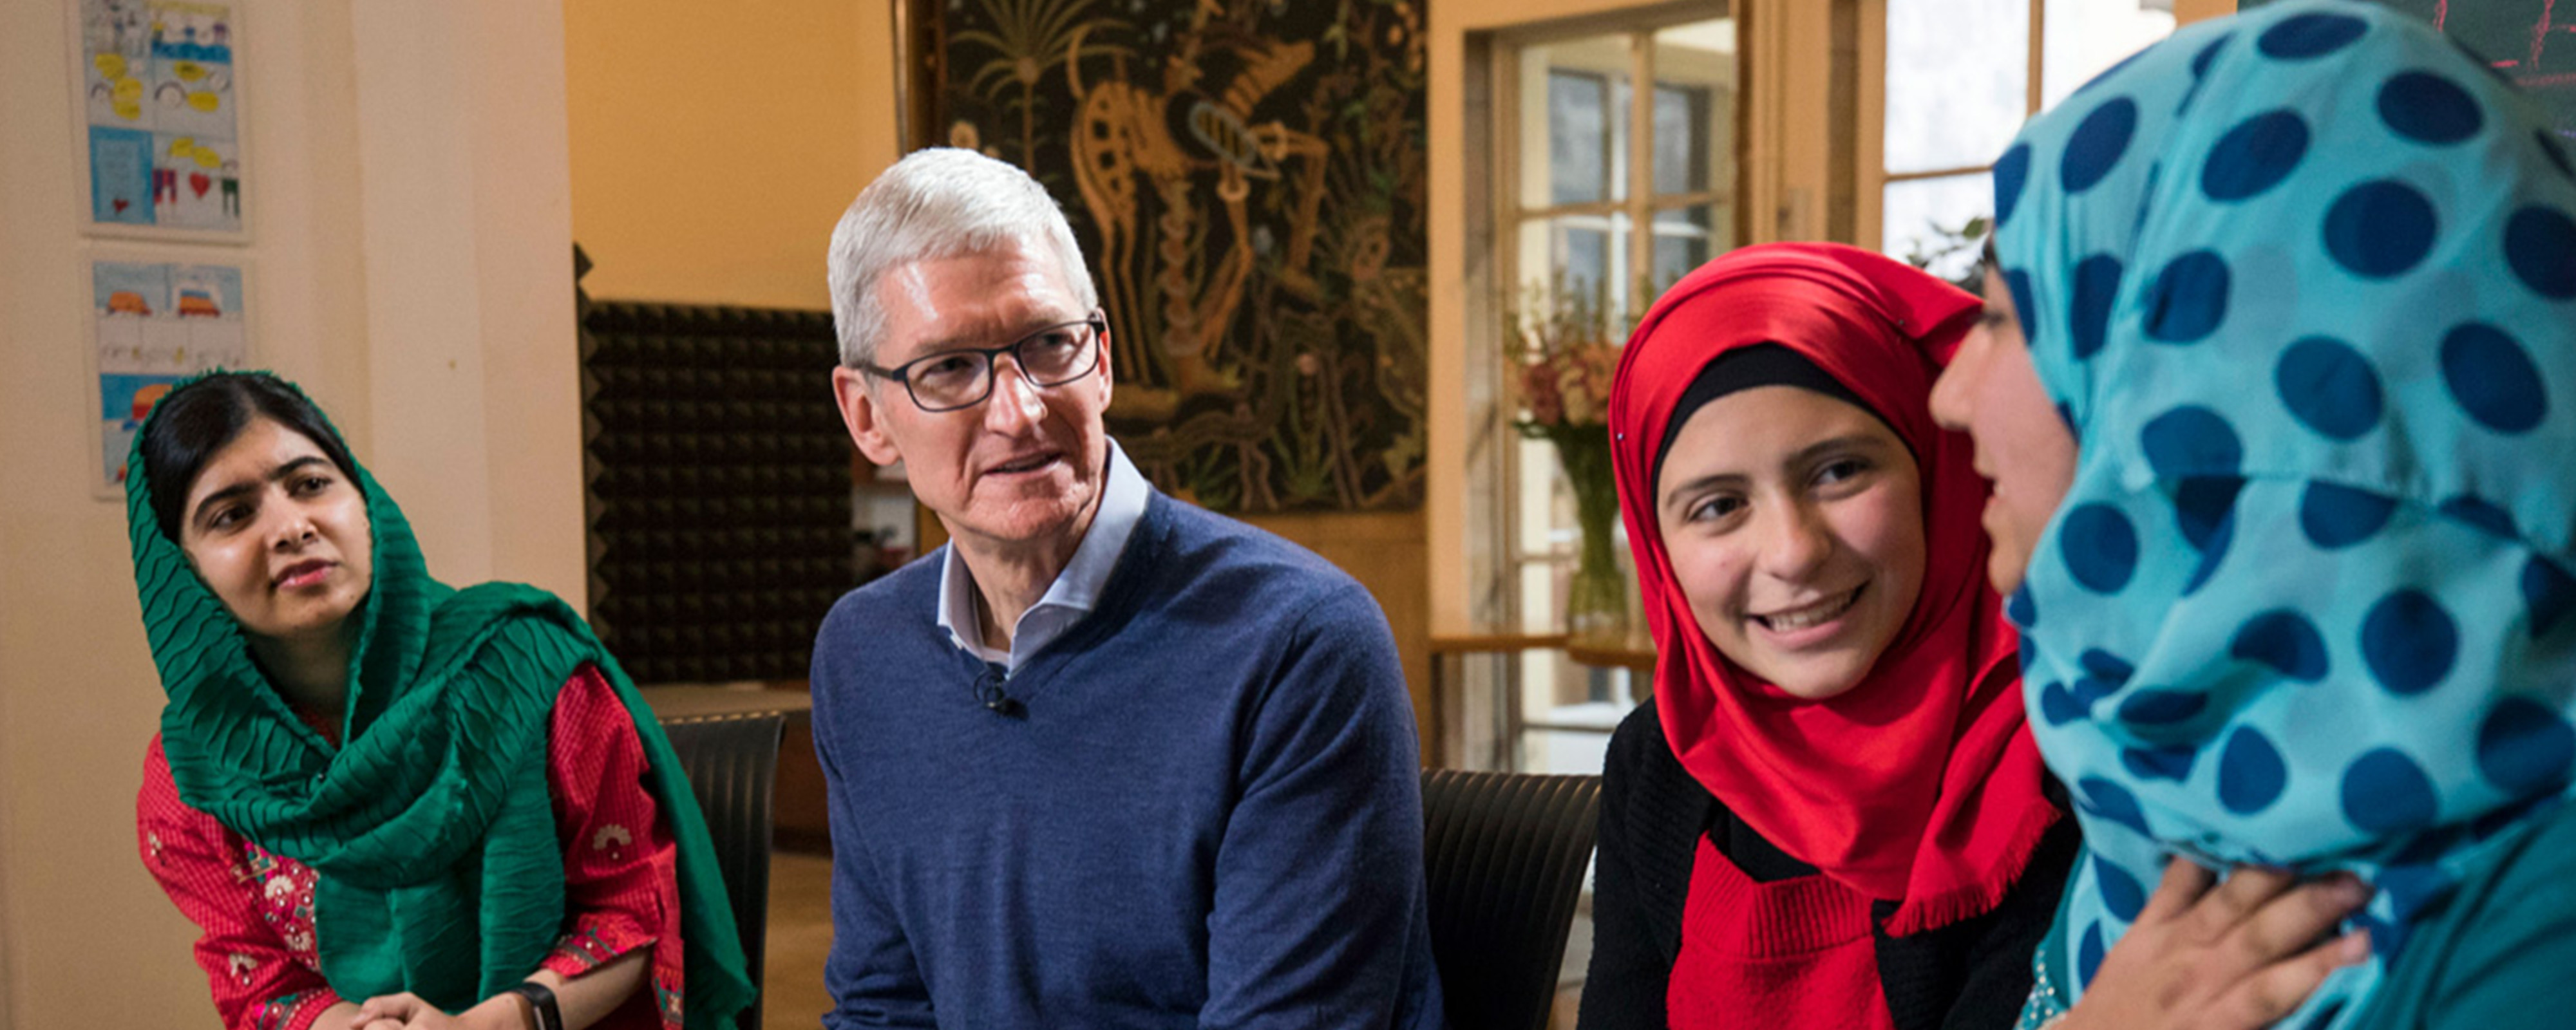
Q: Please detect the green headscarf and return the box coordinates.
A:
[128,371,753,1027]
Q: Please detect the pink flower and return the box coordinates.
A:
[1580,344,1620,396]
[1561,382,1596,426]
[1522,361,1564,426]
[1544,342,1618,426]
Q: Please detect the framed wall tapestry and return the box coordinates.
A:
[904,0,1429,513]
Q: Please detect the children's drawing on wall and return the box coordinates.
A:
[77,0,244,238]
[93,259,250,492]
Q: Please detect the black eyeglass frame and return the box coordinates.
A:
[855,311,1109,413]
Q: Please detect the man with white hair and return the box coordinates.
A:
[810,148,1446,1029]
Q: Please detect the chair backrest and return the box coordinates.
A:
[660,711,785,1030]
[1420,770,1603,1030]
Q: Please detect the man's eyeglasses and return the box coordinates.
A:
[857,312,1107,413]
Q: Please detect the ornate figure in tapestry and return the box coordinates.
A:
[938,0,1428,512]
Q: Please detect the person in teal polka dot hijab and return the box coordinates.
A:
[1931,1,2576,1027]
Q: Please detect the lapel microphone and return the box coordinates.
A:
[972,665,1026,718]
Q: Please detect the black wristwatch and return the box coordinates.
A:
[502,981,564,1030]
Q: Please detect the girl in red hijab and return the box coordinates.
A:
[1578,243,2072,1030]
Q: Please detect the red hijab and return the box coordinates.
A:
[1608,242,2056,935]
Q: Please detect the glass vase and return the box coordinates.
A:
[1552,426,1630,642]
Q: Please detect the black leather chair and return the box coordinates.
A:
[1420,770,1604,1030]
[661,711,786,1030]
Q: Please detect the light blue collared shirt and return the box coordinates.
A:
[934,440,1150,673]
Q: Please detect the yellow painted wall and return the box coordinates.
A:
[564,0,902,309]
[0,1,583,1024]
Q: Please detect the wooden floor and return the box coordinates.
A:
[760,854,839,1029]
[761,852,1589,1029]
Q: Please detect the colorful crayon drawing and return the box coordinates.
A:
[100,373,184,487]
[91,259,249,489]
[88,126,156,225]
[79,0,243,234]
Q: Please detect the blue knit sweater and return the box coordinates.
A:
[810,492,1446,1029]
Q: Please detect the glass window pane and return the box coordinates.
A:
[1517,214,1633,308]
[1881,172,1991,285]
[2041,0,2174,111]
[1521,35,1633,208]
[1524,726,1616,776]
[1653,86,1707,196]
[1653,17,1736,200]
[1611,77,1632,202]
[1549,71,1609,205]
[1518,559,1558,630]
[1651,205,1721,294]
[1884,0,2029,174]
[1517,436,1564,555]
[1563,226,1609,296]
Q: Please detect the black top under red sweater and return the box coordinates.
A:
[1577,702,2079,1030]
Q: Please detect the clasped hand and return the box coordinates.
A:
[348,991,524,1030]
[2060,858,2374,1030]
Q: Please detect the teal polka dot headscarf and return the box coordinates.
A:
[1991,1,2576,1024]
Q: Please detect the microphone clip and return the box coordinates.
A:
[972,666,1026,719]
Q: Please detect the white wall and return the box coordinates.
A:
[0,1,581,1024]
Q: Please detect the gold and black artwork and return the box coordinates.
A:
[919,0,1428,512]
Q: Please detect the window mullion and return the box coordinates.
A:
[1518,200,1630,220]
[1493,42,1527,631]
[1648,190,1731,211]
[1883,164,1992,185]
[2026,0,2045,115]
[1628,28,1656,310]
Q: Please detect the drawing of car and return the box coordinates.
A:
[176,288,221,317]
[107,290,151,315]
[129,382,172,421]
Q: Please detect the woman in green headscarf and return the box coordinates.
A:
[128,371,753,1030]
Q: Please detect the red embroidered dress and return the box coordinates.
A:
[137,665,687,1030]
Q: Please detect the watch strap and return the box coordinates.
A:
[502,981,563,1030]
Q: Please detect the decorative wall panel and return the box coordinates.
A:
[927,0,1430,512]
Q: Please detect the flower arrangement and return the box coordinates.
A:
[1517,330,1621,431]
[1509,277,1632,639]
[1510,277,1624,434]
